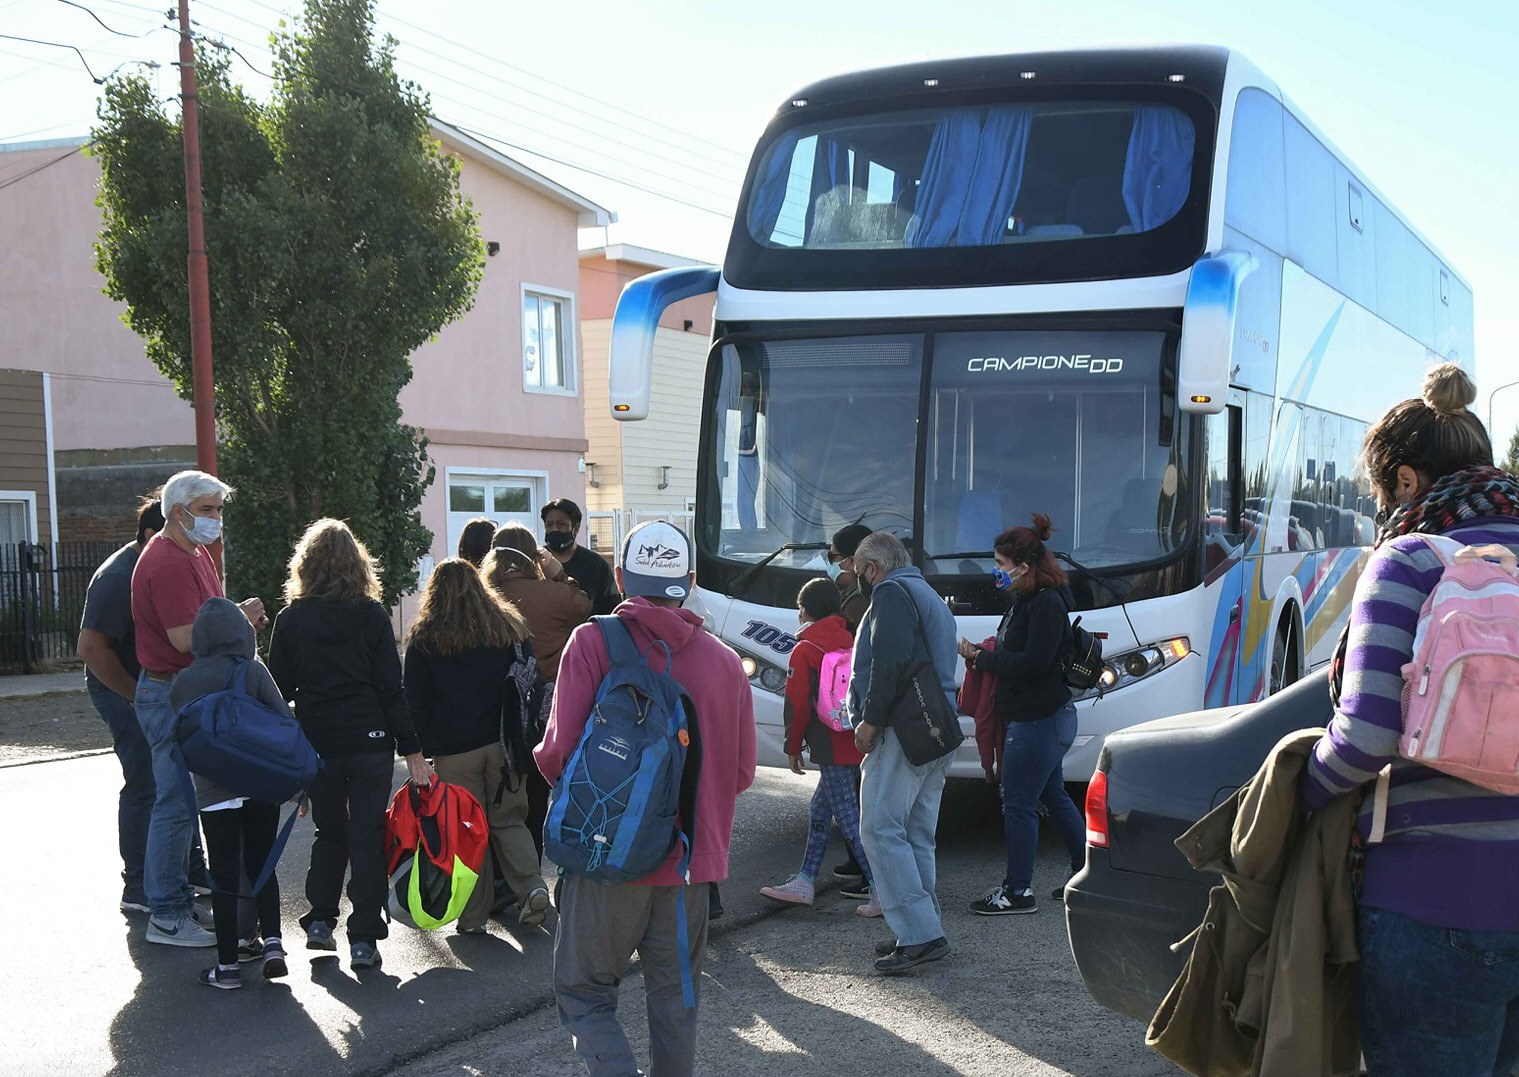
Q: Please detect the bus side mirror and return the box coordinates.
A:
[1177,250,1258,414]
[609,266,720,421]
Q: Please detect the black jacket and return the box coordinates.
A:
[267,598,420,760]
[565,546,620,616]
[403,643,513,758]
[973,586,1073,723]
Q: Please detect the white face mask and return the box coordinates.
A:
[180,507,222,546]
[824,560,843,582]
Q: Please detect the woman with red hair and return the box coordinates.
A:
[956,513,1087,916]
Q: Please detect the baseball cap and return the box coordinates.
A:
[620,520,692,601]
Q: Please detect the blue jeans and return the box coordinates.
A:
[89,680,154,904]
[134,671,195,920]
[1000,704,1086,894]
[859,728,952,947]
[1359,905,1519,1077]
[800,763,870,883]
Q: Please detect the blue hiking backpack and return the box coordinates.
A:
[545,616,702,884]
[176,659,320,804]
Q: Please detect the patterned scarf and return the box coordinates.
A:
[1329,465,1519,705]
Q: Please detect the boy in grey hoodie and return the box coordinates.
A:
[170,597,293,989]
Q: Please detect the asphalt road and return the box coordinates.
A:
[2,750,1181,1077]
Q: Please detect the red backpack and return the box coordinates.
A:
[384,778,489,930]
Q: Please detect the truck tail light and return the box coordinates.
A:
[1086,768,1110,848]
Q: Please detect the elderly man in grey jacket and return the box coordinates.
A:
[847,531,959,973]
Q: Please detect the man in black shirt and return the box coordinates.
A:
[77,497,165,913]
[541,498,620,615]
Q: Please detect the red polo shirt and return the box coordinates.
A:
[130,533,223,675]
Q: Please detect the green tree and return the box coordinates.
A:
[1505,427,1519,476]
[92,0,482,609]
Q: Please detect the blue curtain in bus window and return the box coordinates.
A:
[804,137,851,238]
[954,106,1033,246]
[1122,106,1195,232]
[903,112,982,248]
[746,131,803,240]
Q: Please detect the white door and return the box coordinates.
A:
[445,473,543,556]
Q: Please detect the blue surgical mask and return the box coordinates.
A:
[993,567,1015,591]
[181,508,222,546]
[824,560,843,582]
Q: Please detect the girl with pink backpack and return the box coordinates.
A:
[1302,364,1519,1077]
[759,579,880,917]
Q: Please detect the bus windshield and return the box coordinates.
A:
[742,98,1197,256]
[923,329,1190,573]
[702,328,1191,579]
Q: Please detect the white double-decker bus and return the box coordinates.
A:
[609,46,1473,779]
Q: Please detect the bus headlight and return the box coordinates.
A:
[737,650,789,695]
[1081,637,1190,699]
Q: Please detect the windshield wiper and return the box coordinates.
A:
[1054,552,1133,601]
[730,541,830,596]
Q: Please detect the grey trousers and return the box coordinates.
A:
[553,875,711,1077]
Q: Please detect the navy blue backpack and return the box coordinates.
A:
[545,616,703,1001]
[176,659,320,804]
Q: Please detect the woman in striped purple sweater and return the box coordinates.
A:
[1302,363,1519,1077]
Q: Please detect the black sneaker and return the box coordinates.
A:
[833,857,865,881]
[262,939,288,980]
[874,936,950,974]
[874,938,900,957]
[1052,867,1078,903]
[838,879,871,900]
[197,965,242,990]
[236,937,264,963]
[305,921,337,951]
[971,885,1037,916]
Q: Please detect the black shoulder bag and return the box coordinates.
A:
[879,580,965,767]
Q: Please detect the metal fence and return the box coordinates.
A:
[0,540,116,674]
[586,508,696,562]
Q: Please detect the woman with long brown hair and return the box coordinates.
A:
[956,513,1086,916]
[404,558,549,932]
[268,518,430,972]
[480,523,592,862]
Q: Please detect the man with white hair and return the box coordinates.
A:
[130,469,266,946]
[848,531,959,973]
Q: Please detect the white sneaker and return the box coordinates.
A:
[855,889,883,918]
[147,915,216,948]
[759,875,815,906]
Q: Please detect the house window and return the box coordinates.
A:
[523,288,574,393]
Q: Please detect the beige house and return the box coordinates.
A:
[0,128,611,575]
[578,244,713,552]
[0,369,55,551]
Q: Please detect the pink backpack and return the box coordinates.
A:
[1397,535,1519,793]
[803,642,854,732]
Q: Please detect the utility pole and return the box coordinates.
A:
[177,0,216,477]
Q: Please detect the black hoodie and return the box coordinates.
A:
[267,597,420,760]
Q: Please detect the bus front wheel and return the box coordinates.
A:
[1268,619,1300,696]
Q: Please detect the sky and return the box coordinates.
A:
[2,0,1517,442]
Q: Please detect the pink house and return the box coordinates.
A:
[0,125,612,581]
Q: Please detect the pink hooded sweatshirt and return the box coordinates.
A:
[534,598,757,886]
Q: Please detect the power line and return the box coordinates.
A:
[442,120,733,219]
[51,0,169,38]
[188,18,742,209]
[230,0,749,165]
[0,143,89,192]
[0,32,108,81]
[193,0,748,190]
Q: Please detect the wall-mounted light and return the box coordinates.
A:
[658,465,671,491]
[585,462,599,487]
[486,241,501,257]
